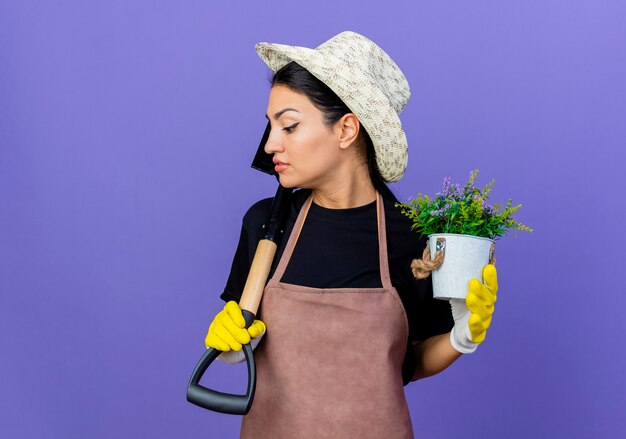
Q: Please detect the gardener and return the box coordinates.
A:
[204,31,499,439]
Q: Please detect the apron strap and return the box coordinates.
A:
[271,193,314,282]
[271,190,393,290]
[376,190,393,290]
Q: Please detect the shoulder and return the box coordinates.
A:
[382,194,428,254]
[242,188,312,231]
[242,197,272,232]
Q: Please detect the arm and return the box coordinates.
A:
[410,333,462,381]
[411,264,500,381]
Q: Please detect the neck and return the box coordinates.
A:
[311,177,376,209]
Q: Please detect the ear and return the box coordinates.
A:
[337,113,361,150]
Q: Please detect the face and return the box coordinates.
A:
[264,85,359,189]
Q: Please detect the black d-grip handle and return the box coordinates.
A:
[186,341,256,415]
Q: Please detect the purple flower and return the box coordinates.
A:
[442,176,451,196]
[452,183,463,197]
[430,203,451,217]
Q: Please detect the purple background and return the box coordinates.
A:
[2,1,625,438]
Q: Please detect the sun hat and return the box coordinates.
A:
[255,30,411,183]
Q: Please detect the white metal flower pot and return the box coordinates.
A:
[428,233,495,300]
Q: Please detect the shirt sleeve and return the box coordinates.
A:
[219,223,249,303]
[395,229,454,341]
[219,197,273,303]
[409,271,455,341]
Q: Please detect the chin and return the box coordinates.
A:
[277,175,300,189]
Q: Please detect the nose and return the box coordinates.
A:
[264,127,285,155]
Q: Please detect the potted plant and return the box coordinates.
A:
[395,169,533,300]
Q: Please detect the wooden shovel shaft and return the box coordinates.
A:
[238,239,277,317]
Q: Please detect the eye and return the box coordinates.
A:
[283,123,299,133]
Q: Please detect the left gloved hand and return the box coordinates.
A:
[449,264,499,354]
[204,301,267,364]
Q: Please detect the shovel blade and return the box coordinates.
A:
[250,121,276,178]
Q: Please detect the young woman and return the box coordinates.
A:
[205,31,499,438]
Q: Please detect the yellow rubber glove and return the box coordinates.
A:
[467,263,498,343]
[450,264,499,353]
[205,301,266,352]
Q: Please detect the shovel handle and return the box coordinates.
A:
[186,185,293,415]
[186,343,256,414]
[185,223,284,415]
[239,239,277,317]
[239,183,292,317]
[186,239,275,415]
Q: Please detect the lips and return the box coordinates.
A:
[272,157,289,173]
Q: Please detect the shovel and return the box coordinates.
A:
[186,121,293,415]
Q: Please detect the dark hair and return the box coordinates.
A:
[267,61,399,203]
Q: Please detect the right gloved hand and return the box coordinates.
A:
[205,301,266,364]
[449,264,498,354]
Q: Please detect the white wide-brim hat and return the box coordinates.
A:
[255,30,411,183]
